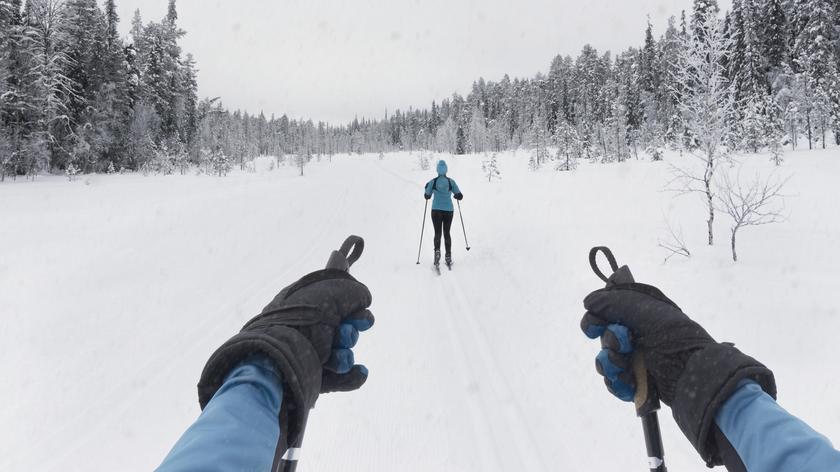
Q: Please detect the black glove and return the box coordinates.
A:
[198,269,374,450]
[581,282,775,467]
[424,193,432,200]
[454,193,463,201]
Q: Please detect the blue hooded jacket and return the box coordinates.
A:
[424,160,462,212]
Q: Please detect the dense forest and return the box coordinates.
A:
[1,0,839,179]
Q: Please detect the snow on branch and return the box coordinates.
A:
[666,9,734,247]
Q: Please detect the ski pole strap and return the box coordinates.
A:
[589,246,620,284]
[338,235,364,267]
[327,236,364,271]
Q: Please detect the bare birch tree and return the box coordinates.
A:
[716,171,788,262]
[669,10,734,246]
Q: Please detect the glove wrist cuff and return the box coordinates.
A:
[671,343,776,467]
[198,327,322,444]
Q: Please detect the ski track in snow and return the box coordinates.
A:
[439,273,549,471]
[2,150,840,471]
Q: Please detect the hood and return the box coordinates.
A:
[436,160,448,176]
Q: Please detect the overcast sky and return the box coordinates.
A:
[117,0,732,124]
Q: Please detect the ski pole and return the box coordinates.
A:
[274,236,366,472]
[416,200,429,264]
[589,247,666,472]
[457,200,471,251]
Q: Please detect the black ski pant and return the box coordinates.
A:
[431,210,454,256]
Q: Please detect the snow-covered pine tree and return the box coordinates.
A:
[691,0,720,42]
[22,0,79,174]
[660,16,685,147]
[640,19,659,101]
[760,0,787,77]
[573,44,604,159]
[726,0,744,86]
[639,18,664,148]
[770,133,785,166]
[611,49,641,161]
[166,0,177,24]
[93,0,134,170]
[126,101,158,168]
[791,0,840,148]
[481,153,501,182]
[135,1,186,149]
[468,105,488,154]
[773,63,804,149]
[554,120,581,171]
[528,110,549,170]
[528,152,538,171]
[172,140,189,174]
[211,147,230,177]
[0,0,15,180]
[180,53,199,159]
[130,8,143,48]
[295,149,310,176]
[729,0,780,153]
[450,93,468,155]
[739,97,769,152]
[65,160,78,180]
[621,50,643,159]
[602,70,628,163]
[65,0,115,172]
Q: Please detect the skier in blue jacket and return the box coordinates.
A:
[424,160,463,267]
[581,280,840,471]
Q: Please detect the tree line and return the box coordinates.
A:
[0,0,200,179]
[369,0,839,162]
[219,0,840,165]
[2,0,839,180]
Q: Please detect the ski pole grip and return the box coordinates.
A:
[633,355,661,417]
[589,247,661,417]
[281,236,365,472]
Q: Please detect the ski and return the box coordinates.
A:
[433,264,441,275]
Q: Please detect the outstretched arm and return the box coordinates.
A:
[157,357,282,472]
[581,278,839,470]
[716,381,840,472]
[159,251,375,472]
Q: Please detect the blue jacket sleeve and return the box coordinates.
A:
[716,381,840,472]
[451,179,461,195]
[424,180,433,196]
[156,357,283,472]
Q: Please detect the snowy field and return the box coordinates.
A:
[2,149,839,471]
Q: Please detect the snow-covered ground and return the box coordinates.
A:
[2,148,839,471]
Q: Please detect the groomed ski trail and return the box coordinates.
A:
[370,155,552,470]
[435,271,551,471]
